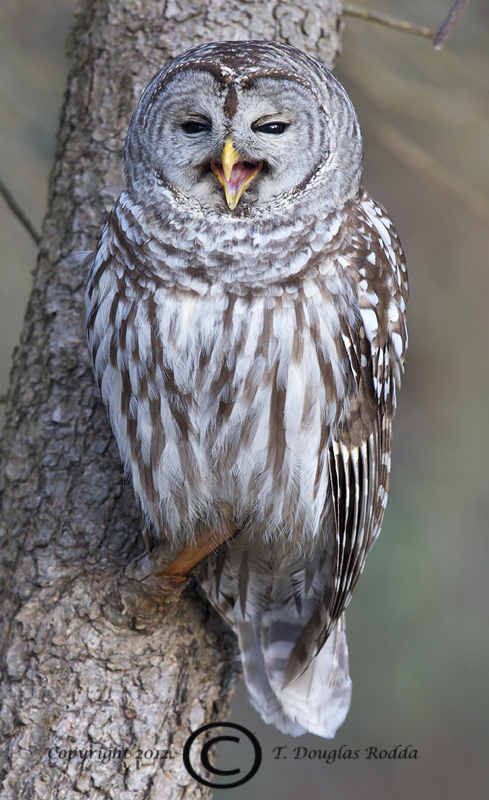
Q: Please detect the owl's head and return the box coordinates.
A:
[124,41,363,215]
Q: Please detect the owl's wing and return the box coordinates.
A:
[328,320,390,620]
[284,194,408,686]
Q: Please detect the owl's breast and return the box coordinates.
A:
[87,203,362,540]
[115,276,356,540]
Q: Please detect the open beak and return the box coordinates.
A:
[211,138,263,210]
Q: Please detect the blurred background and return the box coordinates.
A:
[1,1,488,798]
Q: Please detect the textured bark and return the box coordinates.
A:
[0,1,342,797]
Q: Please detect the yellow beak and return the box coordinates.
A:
[221,138,241,184]
[211,138,263,210]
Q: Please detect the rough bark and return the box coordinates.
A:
[0,1,342,797]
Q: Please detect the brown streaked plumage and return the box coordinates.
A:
[85,41,408,738]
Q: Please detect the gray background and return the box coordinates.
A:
[1,1,488,798]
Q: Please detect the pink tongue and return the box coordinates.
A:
[229,162,254,190]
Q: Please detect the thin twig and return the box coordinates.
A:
[0,177,41,246]
[433,0,471,50]
[343,5,436,41]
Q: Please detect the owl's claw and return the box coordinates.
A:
[155,520,239,579]
[154,574,192,594]
[127,522,238,598]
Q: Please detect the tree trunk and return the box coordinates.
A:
[0,1,342,797]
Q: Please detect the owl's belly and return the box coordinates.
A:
[131,287,350,539]
[95,282,350,540]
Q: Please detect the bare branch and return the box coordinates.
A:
[344,1,471,50]
[343,4,436,40]
[0,176,41,246]
[433,0,471,50]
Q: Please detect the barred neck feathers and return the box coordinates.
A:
[109,187,354,293]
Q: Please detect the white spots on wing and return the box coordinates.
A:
[391,332,403,359]
[337,255,351,270]
[341,333,352,351]
[377,484,388,508]
[388,302,399,323]
[359,308,378,341]
[349,445,359,469]
[364,203,390,242]
[361,198,398,268]
[365,251,376,265]
[362,291,379,307]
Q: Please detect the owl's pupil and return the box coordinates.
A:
[181,121,211,134]
[253,122,289,135]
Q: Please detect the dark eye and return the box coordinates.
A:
[252,121,290,135]
[181,120,211,135]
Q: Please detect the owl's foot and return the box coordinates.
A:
[128,519,239,597]
[155,520,239,580]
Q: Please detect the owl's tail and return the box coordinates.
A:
[236,612,352,738]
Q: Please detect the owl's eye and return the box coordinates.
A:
[181,120,212,135]
[252,121,290,135]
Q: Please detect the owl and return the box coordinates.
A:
[85,41,408,738]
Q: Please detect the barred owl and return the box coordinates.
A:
[85,41,408,738]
